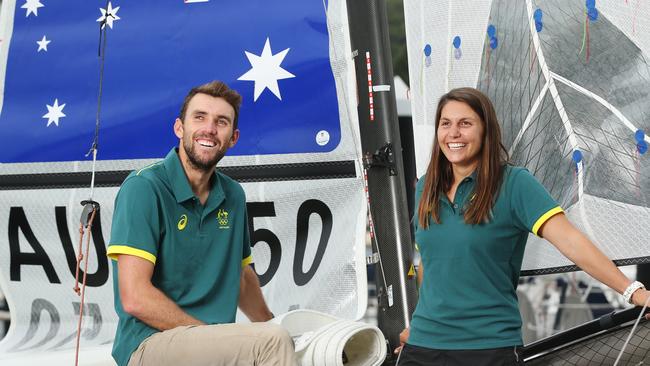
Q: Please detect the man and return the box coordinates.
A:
[107,81,296,366]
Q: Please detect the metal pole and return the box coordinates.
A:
[346,0,418,353]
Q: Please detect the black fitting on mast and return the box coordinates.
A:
[363,143,397,176]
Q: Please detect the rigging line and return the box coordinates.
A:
[362,168,390,310]
[75,2,110,365]
[613,297,650,366]
[74,207,97,366]
[87,2,110,201]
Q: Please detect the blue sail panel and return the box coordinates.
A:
[0,0,341,163]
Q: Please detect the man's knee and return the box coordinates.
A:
[259,323,293,349]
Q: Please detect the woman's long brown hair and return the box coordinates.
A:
[417,88,509,228]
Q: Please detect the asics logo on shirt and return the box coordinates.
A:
[178,214,188,231]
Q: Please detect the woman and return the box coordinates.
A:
[396,87,650,365]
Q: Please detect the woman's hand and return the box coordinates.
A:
[631,289,650,320]
[394,327,410,354]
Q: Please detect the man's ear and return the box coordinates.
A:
[229,129,240,148]
[173,118,184,139]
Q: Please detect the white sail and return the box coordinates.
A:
[404,0,650,274]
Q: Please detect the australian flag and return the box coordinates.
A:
[0,0,341,163]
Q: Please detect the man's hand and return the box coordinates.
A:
[238,265,273,321]
[393,327,410,354]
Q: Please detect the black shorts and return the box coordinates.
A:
[397,343,524,366]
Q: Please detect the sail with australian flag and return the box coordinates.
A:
[0,0,388,364]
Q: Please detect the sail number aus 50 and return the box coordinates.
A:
[6,199,333,288]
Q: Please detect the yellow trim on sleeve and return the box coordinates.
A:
[415,243,420,252]
[532,206,564,236]
[241,255,253,267]
[107,245,157,265]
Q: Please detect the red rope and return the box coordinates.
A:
[74,207,97,366]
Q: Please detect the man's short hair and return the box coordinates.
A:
[179,81,243,129]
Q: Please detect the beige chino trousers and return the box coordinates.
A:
[127,322,297,366]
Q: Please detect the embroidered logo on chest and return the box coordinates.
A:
[217,209,230,229]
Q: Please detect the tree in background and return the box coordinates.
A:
[388,0,409,85]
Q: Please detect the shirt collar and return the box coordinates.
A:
[163,148,194,203]
[163,147,223,205]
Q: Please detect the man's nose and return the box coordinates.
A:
[205,120,220,134]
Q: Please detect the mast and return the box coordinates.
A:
[346,0,418,352]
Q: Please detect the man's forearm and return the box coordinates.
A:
[124,283,204,331]
[238,265,273,321]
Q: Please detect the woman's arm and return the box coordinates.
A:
[540,213,650,307]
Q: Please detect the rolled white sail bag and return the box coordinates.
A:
[271,309,387,366]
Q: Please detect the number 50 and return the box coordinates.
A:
[246,200,332,287]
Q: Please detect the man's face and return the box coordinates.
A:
[174,93,239,172]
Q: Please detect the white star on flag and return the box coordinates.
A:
[42,99,66,127]
[21,0,44,17]
[97,2,121,29]
[238,37,295,102]
[36,35,50,52]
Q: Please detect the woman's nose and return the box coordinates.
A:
[449,124,461,137]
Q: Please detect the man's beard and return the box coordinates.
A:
[182,136,227,172]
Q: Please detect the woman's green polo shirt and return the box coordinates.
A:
[106,148,252,366]
[409,166,562,350]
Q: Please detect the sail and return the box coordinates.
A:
[403,0,650,274]
[0,0,367,359]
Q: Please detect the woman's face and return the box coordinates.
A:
[437,100,485,172]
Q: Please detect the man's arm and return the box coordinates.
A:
[117,254,204,330]
[238,265,273,322]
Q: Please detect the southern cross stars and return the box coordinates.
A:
[238,38,295,102]
[37,35,50,52]
[21,0,44,17]
[97,2,121,29]
[42,99,66,127]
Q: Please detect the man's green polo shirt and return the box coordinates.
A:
[409,165,562,350]
[106,148,252,366]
